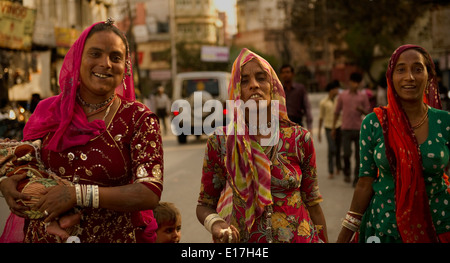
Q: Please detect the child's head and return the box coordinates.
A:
[154,202,181,243]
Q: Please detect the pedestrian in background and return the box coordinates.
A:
[318,80,342,179]
[279,64,313,133]
[337,44,450,243]
[196,48,327,243]
[0,19,163,243]
[332,72,370,186]
[154,86,171,135]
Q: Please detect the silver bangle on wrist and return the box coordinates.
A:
[203,213,225,234]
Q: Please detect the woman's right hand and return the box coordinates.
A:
[0,173,31,218]
[211,221,240,243]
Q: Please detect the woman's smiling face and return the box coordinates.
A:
[392,49,429,103]
[79,30,126,100]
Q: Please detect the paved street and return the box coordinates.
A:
[160,92,355,242]
[0,92,355,243]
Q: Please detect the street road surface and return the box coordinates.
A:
[161,92,354,242]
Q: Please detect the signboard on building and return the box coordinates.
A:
[201,46,229,62]
[55,27,80,48]
[54,27,81,56]
[0,1,36,50]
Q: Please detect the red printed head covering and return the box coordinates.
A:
[23,20,135,152]
[374,44,441,242]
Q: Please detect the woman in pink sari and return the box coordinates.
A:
[0,19,162,243]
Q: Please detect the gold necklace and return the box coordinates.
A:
[411,105,429,130]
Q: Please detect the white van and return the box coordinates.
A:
[171,71,231,143]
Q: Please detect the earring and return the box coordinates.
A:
[125,60,132,76]
[122,78,127,90]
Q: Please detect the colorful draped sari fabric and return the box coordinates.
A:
[373,44,442,242]
[199,48,323,242]
[221,48,293,232]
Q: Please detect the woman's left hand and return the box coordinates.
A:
[212,221,240,243]
[34,185,76,223]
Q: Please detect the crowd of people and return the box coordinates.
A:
[0,19,449,243]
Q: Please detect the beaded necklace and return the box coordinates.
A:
[76,92,115,114]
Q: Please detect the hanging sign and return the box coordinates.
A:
[0,1,36,50]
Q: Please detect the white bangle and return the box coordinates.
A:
[84,185,92,207]
[204,213,225,233]
[342,219,359,232]
[92,185,99,208]
[75,184,99,208]
[345,213,361,226]
[75,184,82,206]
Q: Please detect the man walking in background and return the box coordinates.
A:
[332,72,370,186]
[279,64,313,133]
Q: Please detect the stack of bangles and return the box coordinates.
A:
[75,184,99,208]
[204,213,233,242]
[342,211,363,232]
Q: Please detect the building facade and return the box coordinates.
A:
[112,0,226,97]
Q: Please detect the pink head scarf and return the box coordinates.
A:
[23,20,135,152]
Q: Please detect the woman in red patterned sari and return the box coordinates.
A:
[0,19,162,243]
[196,48,327,243]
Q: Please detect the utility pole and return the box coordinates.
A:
[169,0,177,87]
[126,0,141,95]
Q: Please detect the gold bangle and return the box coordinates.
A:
[348,210,363,217]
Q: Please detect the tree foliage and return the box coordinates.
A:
[290,0,442,81]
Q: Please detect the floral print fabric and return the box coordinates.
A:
[198,123,323,243]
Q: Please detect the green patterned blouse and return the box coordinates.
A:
[358,107,450,243]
